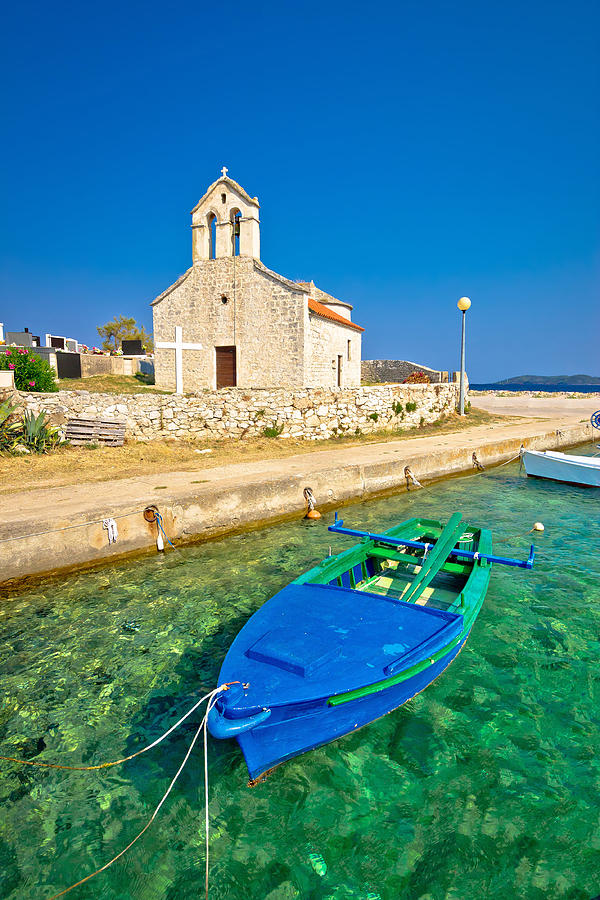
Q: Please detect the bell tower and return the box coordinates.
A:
[191,167,260,263]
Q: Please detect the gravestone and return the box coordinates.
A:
[56,352,82,379]
[45,334,78,352]
[5,329,40,348]
[122,339,144,355]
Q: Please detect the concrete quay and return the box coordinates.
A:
[0,409,595,587]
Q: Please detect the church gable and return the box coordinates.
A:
[191,171,259,215]
[191,167,260,262]
[152,168,363,392]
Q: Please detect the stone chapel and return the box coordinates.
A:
[152,169,363,392]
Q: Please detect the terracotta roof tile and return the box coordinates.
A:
[308,297,364,332]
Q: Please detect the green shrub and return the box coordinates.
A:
[0,399,62,453]
[134,371,155,386]
[368,412,378,422]
[263,421,283,438]
[21,410,62,451]
[405,401,417,413]
[0,398,22,452]
[0,348,58,392]
[392,400,404,416]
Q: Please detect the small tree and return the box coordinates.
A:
[137,326,154,353]
[97,316,153,352]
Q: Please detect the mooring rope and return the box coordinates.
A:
[303,487,317,511]
[0,507,150,545]
[42,684,232,899]
[0,684,238,770]
[154,510,178,551]
[0,505,181,549]
[204,693,219,899]
[403,450,524,497]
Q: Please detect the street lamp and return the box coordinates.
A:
[457,296,471,415]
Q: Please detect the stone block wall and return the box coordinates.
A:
[19,383,460,442]
[152,258,307,391]
[79,355,142,377]
[307,315,361,388]
[362,359,450,384]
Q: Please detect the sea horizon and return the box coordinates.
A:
[471,383,600,393]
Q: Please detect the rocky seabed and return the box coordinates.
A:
[19,384,460,442]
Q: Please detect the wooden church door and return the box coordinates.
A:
[216,346,237,388]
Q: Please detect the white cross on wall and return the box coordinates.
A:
[155,326,203,395]
[221,166,228,177]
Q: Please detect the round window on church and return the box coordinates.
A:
[221,295,229,305]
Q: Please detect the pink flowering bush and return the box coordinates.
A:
[403,371,431,384]
[0,348,58,392]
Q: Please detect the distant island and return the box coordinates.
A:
[497,374,600,385]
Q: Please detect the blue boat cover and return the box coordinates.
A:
[217,583,463,711]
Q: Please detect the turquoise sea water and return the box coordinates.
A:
[1,447,599,899]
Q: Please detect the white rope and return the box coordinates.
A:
[0,507,148,545]
[2,687,227,771]
[102,518,118,544]
[47,685,229,898]
[204,693,220,899]
[402,450,524,499]
[491,452,522,469]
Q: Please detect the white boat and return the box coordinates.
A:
[523,450,600,487]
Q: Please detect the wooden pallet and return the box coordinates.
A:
[65,417,126,446]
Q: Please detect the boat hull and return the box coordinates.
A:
[523,450,600,487]
[237,633,469,782]
[208,515,493,782]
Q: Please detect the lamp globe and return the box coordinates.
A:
[457,297,471,311]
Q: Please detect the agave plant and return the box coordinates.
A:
[21,409,62,452]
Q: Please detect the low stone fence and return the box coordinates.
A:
[362,359,452,384]
[79,355,144,377]
[18,383,461,442]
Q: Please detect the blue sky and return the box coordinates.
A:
[1,0,598,381]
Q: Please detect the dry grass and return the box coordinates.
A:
[56,373,167,394]
[0,408,507,495]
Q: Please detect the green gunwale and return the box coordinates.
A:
[327,633,464,705]
[293,516,492,707]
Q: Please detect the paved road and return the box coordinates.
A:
[471,394,599,422]
[2,409,595,583]
[1,412,592,539]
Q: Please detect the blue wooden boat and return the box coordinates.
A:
[208,512,534,783]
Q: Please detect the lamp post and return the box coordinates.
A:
[457,296,471,415]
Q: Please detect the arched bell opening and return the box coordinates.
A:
[207,212,218,260]
[230,208,242,256]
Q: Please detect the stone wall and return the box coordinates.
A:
[79,355,142,377]
[306,314,362,389]
[19,383,460,442]
[152,258,307,391]
[362,359,450,384]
